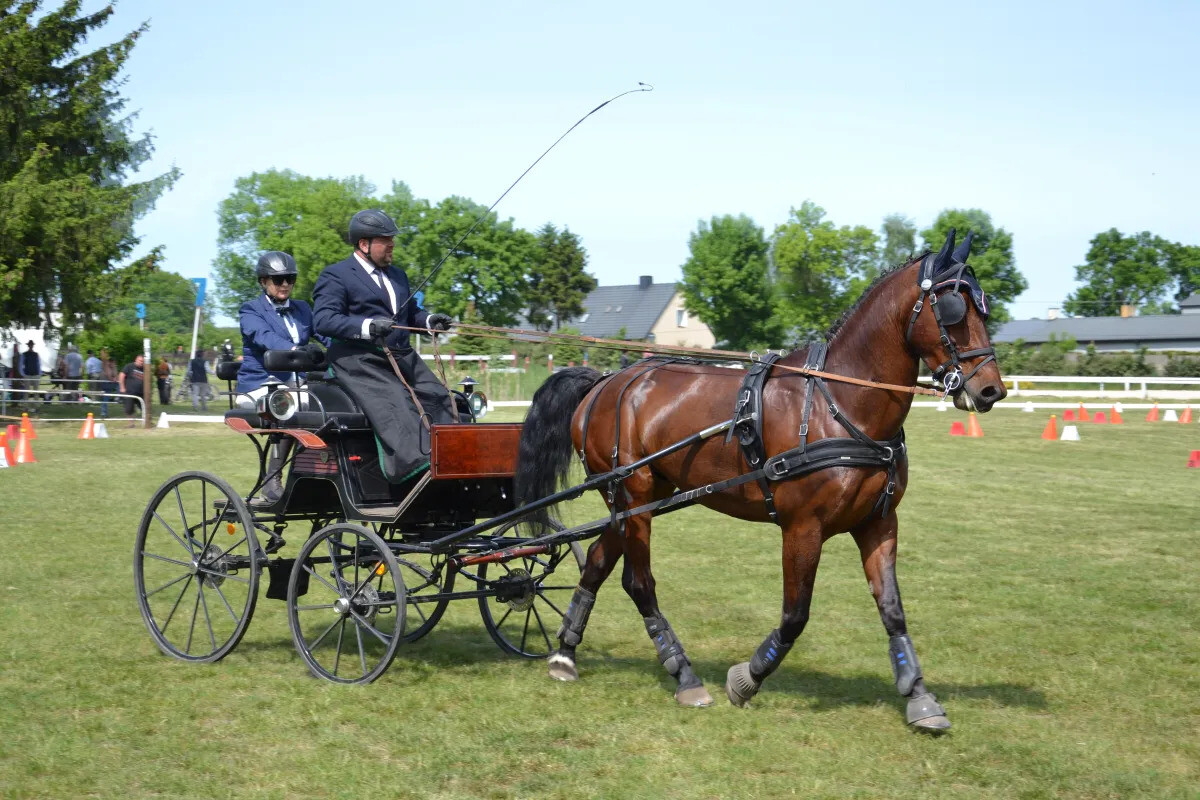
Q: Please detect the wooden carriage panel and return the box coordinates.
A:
[431,423,523,479]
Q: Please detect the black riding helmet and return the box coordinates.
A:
[348,209,400,246]
[255,251,298,278]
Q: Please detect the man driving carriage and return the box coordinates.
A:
[237,250,327,504]
[313,209,456,483]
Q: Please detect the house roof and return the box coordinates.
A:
[1179,293,1200,308]
[994,314,1200,344]
[570,280,679,339]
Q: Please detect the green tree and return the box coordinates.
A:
[526,224,596,331]
[1166,242,1200,304]
[921,209,1026,326]
[400,195,535,327]
[1063,229,1176,317]
[213,169,373,317]
[771,202,879,341]
[879,213,917,269]
[0,1,179,331]
[109,269,201,335]
[678,214,782,350]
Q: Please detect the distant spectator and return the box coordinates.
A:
[85,350,102,398]
[65,344,83,401]
[48,352,67,401]
[188,350,210,412]
[117,353,145,427]
[18,340,40,404]
[155,356,172,405]
[99,350,118,419]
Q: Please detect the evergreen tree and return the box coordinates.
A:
[0,2,179,331]
[526,223,596,331]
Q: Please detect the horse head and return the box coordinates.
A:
[903,228,1007,412]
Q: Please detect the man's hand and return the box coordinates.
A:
[427,313,453,333]
[368,318,393,342]
[303,341,326,364]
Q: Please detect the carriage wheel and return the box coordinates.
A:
[477,521,585,658]
[367,525,455,643]
[134,471,260,662]
[287,523,406,684]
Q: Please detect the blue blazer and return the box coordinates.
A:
[312,255,431,353]
[237,294,325,392]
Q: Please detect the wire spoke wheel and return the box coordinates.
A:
[287,523,405,684]
[134,471,260,662]
[478,520,584,658]
[366,524,454,643]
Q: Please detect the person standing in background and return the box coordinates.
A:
[154,356,172,405]
[117,353,145,427]
[99,350,117,419]
[65,344,83,400]
[187,350,210,412]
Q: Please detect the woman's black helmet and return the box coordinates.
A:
[255,251,298,278]
[348,209,400,245]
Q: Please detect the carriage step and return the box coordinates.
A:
[356,504,402,519]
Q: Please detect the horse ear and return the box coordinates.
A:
[951,230,975,264]
[934,227,956,271]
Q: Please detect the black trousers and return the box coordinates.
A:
[330,345,457,481]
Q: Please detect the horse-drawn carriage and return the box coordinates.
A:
[134,346,588,684]
[135,230,1007,731]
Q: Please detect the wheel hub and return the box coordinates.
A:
[495,568,535,611]
[196,544,226,587]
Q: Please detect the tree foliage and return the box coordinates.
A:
[921,209,1025,326]
[213,169,372,317]
[771,202,879,340]
[678,214,782,350]
[0,1,179,332]
[525,224,596,331]
[879,213,917,270]
[1063,229,1198,317]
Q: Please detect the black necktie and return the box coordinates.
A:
[276,305,292,315]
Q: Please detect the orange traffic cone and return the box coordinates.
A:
[1064,409,1076,421]
[1146,403,1160,422]
[949,421,966,436]
[1094,411,1108,424]
[20,412,36,440]
[1189,450,1200,468]
[1077,404,1090,422]
[78,413,96,439]
[1041,415,1058,440]
[5,424,17,442]
[15,429,37,464]
[966,412,984,438]
[1180,406,1193,424]
[0,431,11,468]
[1110,406,1124,424]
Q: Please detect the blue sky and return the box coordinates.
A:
[96,0,1199,325]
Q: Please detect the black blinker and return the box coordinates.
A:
[938,292,967,326]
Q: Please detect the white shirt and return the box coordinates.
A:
[353,252,397,339]
[266,296,299,345]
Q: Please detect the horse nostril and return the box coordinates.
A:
[981,385,1000,399]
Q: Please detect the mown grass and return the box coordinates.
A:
[1,408,1198,799]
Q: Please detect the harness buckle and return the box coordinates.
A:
[799,423,809,437]
[885,480,895,496]
[911,299,924,314]
[768,459,789,478]
[828,403,839,417]
[881,446,893,462]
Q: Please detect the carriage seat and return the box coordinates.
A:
[220,349,370,431]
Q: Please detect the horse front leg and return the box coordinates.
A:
[725,519,822,708]
[852,511,951,733]
[547,525,624,682]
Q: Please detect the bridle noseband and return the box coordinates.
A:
[904,255,997,395]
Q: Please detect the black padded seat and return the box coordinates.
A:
[297,381,369,430]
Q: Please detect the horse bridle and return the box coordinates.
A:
[905,256,997,395]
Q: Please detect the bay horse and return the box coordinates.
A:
[513,229,1005,732]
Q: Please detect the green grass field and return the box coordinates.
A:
[1,407,1197,799]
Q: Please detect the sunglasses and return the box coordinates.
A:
[268,275,296,285]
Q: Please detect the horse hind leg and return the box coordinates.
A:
[853,512,951,734]
[547,526,624,682]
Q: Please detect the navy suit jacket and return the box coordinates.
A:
[312,255,431,352]
[237,294,324,392]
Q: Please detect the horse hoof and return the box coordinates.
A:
[547,653,578,682]
[724,662,760,708]
[906,692,951,734]
[911,715,952,734]
[675,685,714,707]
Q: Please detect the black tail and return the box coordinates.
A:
[514,366,605,532]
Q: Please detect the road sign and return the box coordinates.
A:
[190,277,207,307]
[135,303,146,319]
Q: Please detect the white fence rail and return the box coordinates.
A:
[1000,375,1200,399]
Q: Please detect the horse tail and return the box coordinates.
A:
[515,366,605,531]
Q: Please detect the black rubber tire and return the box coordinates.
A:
[134,471,260,662]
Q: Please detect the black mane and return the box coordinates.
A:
[823,253,930,342]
